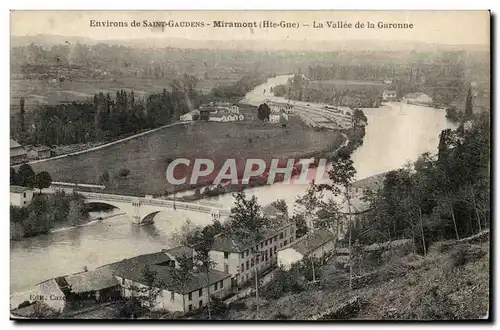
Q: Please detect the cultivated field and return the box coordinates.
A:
[29,105,343,196]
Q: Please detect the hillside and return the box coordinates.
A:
[228,233,490,320]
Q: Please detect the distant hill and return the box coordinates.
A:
[10,34,490,53]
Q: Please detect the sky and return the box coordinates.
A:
[11,11,490,46]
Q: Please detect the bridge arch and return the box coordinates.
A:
[140,211,161,224]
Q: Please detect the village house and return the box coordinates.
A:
[33,265,121,313]
[208,222,296,288]
[26,145,53,160]
[209,110,244,122]
[180,110,200,122]
[277,229,336,270]
[113,248,231,313]
[403,92,433,106]
[382,90,398,102]
[10,139,27,165]
[10,185,34,207]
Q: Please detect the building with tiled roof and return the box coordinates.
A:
[277,229,336,270]
[10,139,27,165]
[113,250,231,313]
[209,222,296,287]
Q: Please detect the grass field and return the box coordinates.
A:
[29,105,343,196]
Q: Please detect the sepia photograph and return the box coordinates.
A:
[8,10,491,321]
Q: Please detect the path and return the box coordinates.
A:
[26,121,189,165]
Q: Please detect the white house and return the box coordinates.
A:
[10,186,34,207]
[180,113,193,122]
[113,249,232,313]
[403,92,433,106]
[382,90,398,101]
[209,222,296,288]
[269,113,281,124]
[277,229,336,270]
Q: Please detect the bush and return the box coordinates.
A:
[118,168,131,178]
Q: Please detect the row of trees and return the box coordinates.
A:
[12,81,198,146]
[273,74,383,108]
[11,164,52,193]
[10,191,88,240]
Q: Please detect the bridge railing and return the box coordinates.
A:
[79,191,230,215]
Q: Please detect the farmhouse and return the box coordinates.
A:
[208,222,296,288]
[114,250,231,313]
[10,185,34,207]
[403,92,433,106]
[27,145,52,160]
[10,139,27,165]
[382,90,398,102]
[277,229,336,270]
[33,265,121,313]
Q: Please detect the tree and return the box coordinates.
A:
[170,255,194,315]
[270,199,288,217]
[99,170,110,185]
[227,192,268,319]
[18,97,26,142]
[257,103,271,121]
[129,265,164,317]
[67,200,88,225]
[10,167,17,185]
[17,164,35,188]
[318,151,356,289]
[34,171,52,193]
[192,227,216,320]
[465,86,473,119]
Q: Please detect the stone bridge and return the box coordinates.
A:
[78,191,230,224]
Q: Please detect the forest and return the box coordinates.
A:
[10,73,268,147]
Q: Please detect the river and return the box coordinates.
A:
[10,75,455,306]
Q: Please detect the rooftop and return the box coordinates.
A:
[10,185,31,194]
[351,172,388,190]
[10,139,22,149]
[113,251,229,294]
[163,246,194,260]
[211,223,293,253]
[64,266,119,294]
[286,229,335,256]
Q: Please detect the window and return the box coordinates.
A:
[188,292,192,301]
[220,280,224,289]
[23,192,26,198]
[256,255,260,264]
[274,246,277,253]
[241,263,245,272]
[224,264,229,273]
[188,304,193,311]
[224,252,229,259]
[274,236,277,242]
[270,248,273,256]
[198,288,203,297]
[214,282,218,291]
[240,252,244,258]
[265,251,268,262]
[199,300,203,308]
[279,232,284,239]
[265,240,268,246]
[121,277,125,285]
[251,258,254,267]
[171,292,175,302]
[284,240,288,246]
[246,260,249,270]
